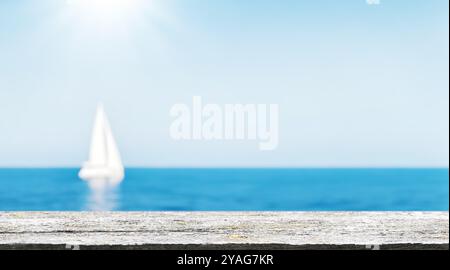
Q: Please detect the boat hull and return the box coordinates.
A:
[79,166,124,187]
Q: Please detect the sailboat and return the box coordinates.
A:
[79,104,124,187]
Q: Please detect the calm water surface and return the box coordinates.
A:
[0,168,448,211]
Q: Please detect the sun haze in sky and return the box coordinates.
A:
[66,0,143,20]
[0,0,448,167]
[64,0,158,33]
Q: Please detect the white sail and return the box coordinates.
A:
[88,105,107,166]
[103,111,124,184]
[79,104,124,186]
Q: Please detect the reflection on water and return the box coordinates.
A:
[0,169,448,211]
[85,178,120,211]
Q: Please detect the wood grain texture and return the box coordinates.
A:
[0,212,448,250]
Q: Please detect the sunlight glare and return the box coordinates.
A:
[66,0,146,26]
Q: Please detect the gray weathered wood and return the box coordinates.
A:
[0,212,448,250]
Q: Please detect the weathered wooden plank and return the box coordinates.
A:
[0,212,448,250]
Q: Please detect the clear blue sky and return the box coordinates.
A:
[0,0,448,167]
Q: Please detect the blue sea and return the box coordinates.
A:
[0,168,448,211]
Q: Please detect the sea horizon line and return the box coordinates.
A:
[0,166,448,170]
